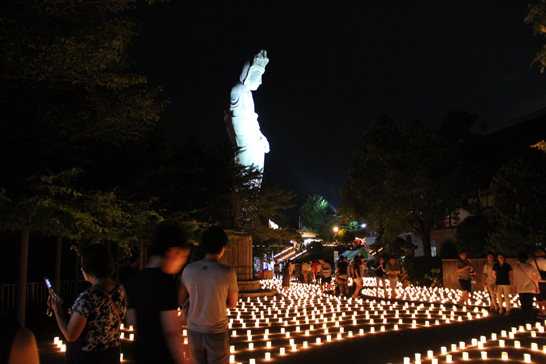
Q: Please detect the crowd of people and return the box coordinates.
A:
[273,254,406,299]
[457,248,546,323]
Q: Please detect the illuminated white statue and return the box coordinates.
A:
[224,50,270,172]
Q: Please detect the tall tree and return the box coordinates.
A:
[340,111,479,256]
[488,150,546,255]
[0,0,166,182]
[0,0,167,324]
[299,194,329,233]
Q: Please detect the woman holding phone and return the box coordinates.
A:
[50,244,127,364]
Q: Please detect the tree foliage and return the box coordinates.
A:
[299,194,338,241]
[0,0,166,181]
[488,150,546,256]
[525,1,546,73]
[299,195,329,233]
[454,214,490,258]
[340,111,480,256]
[334,229,355,244]
[0,168,162,246]
[240,183,300,256]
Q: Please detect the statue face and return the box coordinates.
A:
[244,69,263,91]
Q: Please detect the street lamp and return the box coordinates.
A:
[333,226,339,246]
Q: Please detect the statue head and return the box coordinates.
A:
[240,50,269,91]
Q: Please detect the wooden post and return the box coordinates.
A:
[54,236,62,291]
[17,229,30,326]
[138,243,144,270]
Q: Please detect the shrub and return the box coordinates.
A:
[402,256,442,286]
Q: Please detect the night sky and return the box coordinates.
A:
[128,0,546,222]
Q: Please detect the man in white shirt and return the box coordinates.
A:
[482,252,498,311]
[180,226,239,364]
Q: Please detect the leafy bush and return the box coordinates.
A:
[424,268,442,287]
[402,256,442,286]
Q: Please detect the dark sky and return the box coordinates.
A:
[128,0,546,222]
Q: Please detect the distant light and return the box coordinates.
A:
[333,226,339,233]
[361,223,367,228]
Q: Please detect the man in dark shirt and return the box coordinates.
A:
[374,257,387,295]
[336,256,349,296]
[126,225,190,364]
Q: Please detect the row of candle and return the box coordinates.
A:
[52,337,126,361]
[269,276,520,308]
[213,281,492,363]
[49,277,526,363]
[400,321,546,364]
